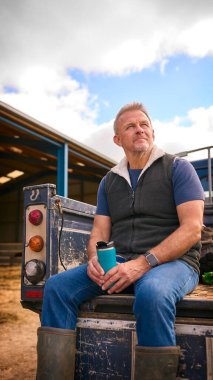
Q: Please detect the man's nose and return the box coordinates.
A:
[135,124,144,133]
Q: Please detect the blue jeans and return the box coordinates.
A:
[41,259,198,347]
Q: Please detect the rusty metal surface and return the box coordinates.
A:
[75,316,213,380]
[76,327,132,379]
[50,195,94,271]
[184,284,213,301]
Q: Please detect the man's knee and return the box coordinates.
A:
[44,269,74,294]
[43,274,60,297]
[134,278,174,313]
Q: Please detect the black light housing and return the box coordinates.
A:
[24,259,46,285]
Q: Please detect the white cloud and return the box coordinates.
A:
[84,105,213,161]
[84,120,123,162]
[0,0,213,81]
[0,66,98,140]
[178,19,213,57]
[0,0,213,162]
[1,61,212,162]
[149,106,213,159]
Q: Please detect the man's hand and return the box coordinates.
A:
[87,256,105,287]
[102,256,151,294]
[86,214,111,287]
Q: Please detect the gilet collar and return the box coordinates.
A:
[110,145,165,187]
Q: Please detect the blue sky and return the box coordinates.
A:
[70,55,213,123]
[0,0,213,161]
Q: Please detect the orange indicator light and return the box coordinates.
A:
[29,235,44,252]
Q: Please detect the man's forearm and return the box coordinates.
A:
[148,222,202,265]
[87,215,111,261]
[146,200,204,265]
[87,235,99,261]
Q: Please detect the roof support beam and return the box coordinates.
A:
[68,146,111,170]
[57,143,68,197]
[0,116,62,147]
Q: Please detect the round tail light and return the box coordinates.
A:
[29,235,44,252]
[24,259,46,284]
[28,209,43,225]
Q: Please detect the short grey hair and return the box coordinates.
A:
[113,102,152,134]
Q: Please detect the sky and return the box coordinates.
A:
[0,0,213,162]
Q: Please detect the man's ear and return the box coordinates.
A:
[113,134,122,147]
[152,129,155,140]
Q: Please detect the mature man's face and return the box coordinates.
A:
[114,110,155,154]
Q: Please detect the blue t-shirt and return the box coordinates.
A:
[96,158,205,216]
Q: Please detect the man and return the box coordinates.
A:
[38,103,204,380]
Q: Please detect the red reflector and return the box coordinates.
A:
[25,290,43,299]
[29,209,43,225]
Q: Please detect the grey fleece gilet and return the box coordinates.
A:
[105,145,200,273]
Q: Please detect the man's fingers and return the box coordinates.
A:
[102,264,123,290]
[87,258,105,286]
[89,256,104,276]
[103,265,118,281]
[87,270,103,286]
[107,278,127,294]
[92,258,105,275]
[102,271,122,292]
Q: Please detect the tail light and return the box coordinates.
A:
[24,204,47,286]
[28,209,43,225]
[28,235,44,252]
[24,259,46,285]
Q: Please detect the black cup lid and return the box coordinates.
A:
[96,241,114,249]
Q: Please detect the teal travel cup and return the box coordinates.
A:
[96,241,117,273]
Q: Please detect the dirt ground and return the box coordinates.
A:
[0,265,40,380]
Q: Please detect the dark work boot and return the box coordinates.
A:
[134,346,180,380]
[37,326,76,380]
